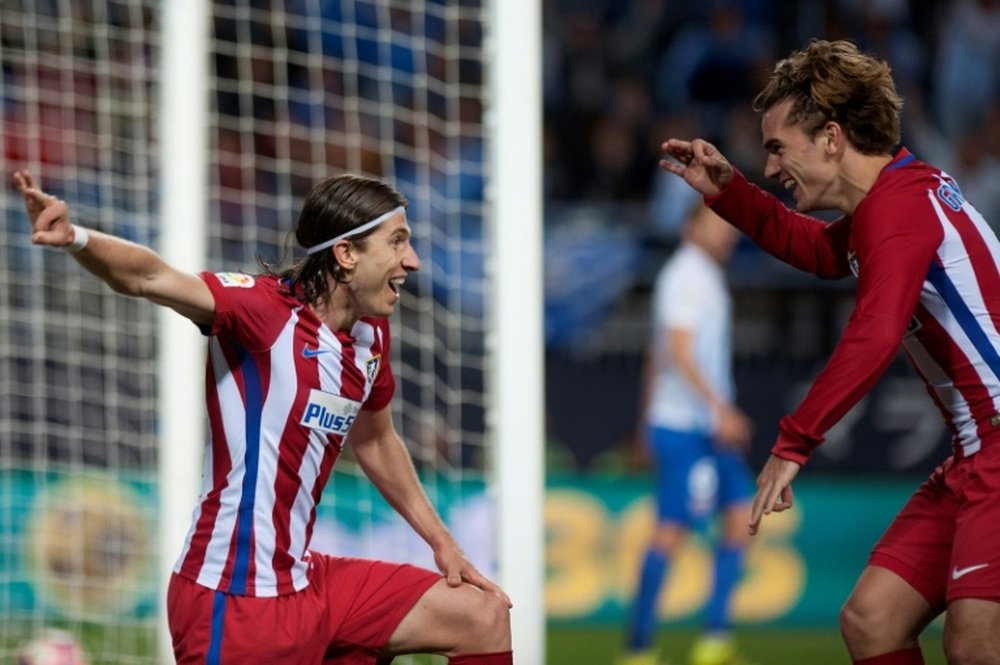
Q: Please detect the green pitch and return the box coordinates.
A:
[1,621,947,664]
[547,626,946,665]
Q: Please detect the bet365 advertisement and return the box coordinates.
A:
[545,473,920,626]
[0,468,919,627]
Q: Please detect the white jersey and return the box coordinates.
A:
[645,243,734,433]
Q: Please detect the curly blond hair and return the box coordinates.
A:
[752,39,902,155]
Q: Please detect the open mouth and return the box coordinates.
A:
[389,277,405,295]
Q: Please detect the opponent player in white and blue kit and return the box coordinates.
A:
[15,170,513,665]
[621,202,754,665]
[662,39,1000,665]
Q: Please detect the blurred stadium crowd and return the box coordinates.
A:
[543,0,1000,215]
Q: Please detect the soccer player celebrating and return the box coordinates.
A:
[15,170,513,664]
[660,40,1000,665]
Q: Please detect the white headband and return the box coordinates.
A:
[306,206,405,255]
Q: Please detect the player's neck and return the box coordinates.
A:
[311,287,359,332]
[838,150,894,214]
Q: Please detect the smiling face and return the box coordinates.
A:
[761,98,840,213]
[339,210,420,319]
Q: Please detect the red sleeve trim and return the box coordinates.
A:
[770,436,813,466]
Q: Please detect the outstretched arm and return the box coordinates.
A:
[349,406,513,607]
[660,139,851,279]
[15,170,215,324]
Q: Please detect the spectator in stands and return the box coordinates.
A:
[930,0,1000,139]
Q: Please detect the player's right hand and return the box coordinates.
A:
[13,170,75,248]
[659,138,735,197]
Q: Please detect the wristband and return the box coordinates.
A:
[66,226,90,254]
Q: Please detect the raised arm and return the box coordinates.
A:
[661,139,851,279]
[15,170,215,325]
[348,405,512,607]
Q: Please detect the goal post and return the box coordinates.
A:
[156,0,210,662]
[488,0,545,661]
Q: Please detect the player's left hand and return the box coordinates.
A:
[749,454,800,536]
[434,544,513,608]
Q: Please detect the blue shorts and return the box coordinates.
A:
[646,425,753,527]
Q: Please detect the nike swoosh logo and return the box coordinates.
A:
[952,563,989,580]
[302,347,331,359]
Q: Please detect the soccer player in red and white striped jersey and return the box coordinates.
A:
[16,171,513,665]
[661,39,1000,665]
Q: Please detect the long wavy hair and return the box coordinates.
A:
[262,174,408,306]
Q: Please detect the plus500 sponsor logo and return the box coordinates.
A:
[300,389,361,436]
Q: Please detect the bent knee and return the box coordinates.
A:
[465,589,511,649]
[389,581,511,656]
[840,595,896,646]
[839,598,867,645]
[840,592,929,658]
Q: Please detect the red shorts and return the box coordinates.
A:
[167,553,440,664]
[870,442,1000,610]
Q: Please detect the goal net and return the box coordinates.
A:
[0,1,161,662]
[0,1,511,662]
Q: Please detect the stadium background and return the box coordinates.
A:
[1,0,998,663]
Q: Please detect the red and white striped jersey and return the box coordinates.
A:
[710,148,1000,464]
[173,273,394,597]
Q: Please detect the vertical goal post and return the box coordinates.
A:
[156,0,209,662]
[488,0,545,662]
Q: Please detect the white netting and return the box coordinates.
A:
[1,2,493,663]
[0,2,161,663]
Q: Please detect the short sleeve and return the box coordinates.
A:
[653,256,705,331]
[200,272,290,352]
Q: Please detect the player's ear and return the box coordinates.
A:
[822,121,842,154]
[332,240,357,271]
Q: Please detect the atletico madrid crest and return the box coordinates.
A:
[366,355,380,383]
